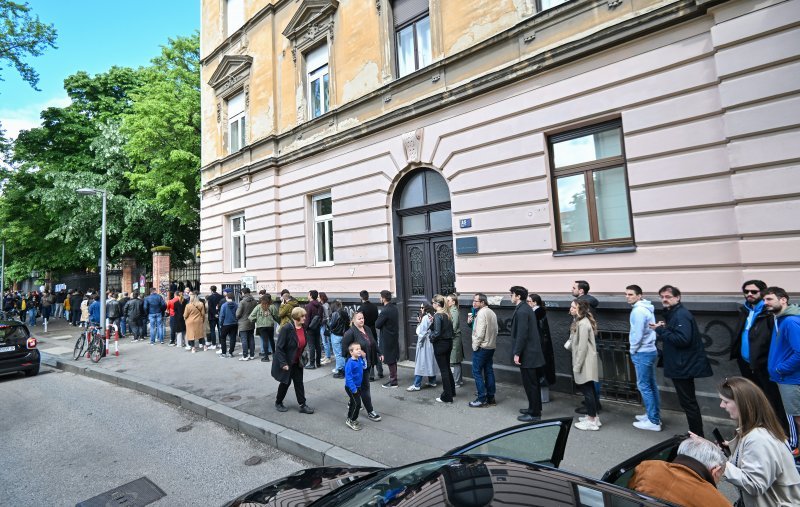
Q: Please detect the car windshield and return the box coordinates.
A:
[0,325,27,341]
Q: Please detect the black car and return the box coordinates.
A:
[226,417,684,506]
[0,320,40,378]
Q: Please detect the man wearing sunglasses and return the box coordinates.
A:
[731,280,789,435]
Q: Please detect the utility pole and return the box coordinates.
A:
[1,240,5,293]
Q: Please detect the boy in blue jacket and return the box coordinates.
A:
[345,342,366,431]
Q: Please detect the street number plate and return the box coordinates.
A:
[0,346,15,352]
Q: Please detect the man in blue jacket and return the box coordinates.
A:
[764,286,800,448]
[650,285,712,437]
[626,284,660,432]
[143,288,166,345]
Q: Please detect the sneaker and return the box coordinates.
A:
[455,382,465,388]
[426,382,438,388]
[320,358,330,365]
[208,344,216,350]
[249,356,255,360]
[435,397,453,404]
[305,364,317,370]
[346,418,361,431]
[261,357,270,362]
[469,400,487,408]
[299,404,315,414]
[633,420,662,432]
[579,415,603,427]
[332,371,344,379]
[635,414,649,422]
[169,343,176,347]
[367,411,382,421]
[382,381,398,389]
[184,345,192,350]
[150,342,155,346]
[574,420,601,431]
[486,397,497,406]
[216,349,223,354]
[406,385,421,392]
[275,403,288,413]
[239,356,247,361]
[191,348,196,354]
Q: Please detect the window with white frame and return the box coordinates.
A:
[313,193,333,265]
[227,91,246,153]
[392,0,431,77]
[306,44,330,119]
[225,0,245,36]
[538,0,570,11]
[230,213,246,270]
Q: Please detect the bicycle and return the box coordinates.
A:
[0,309,22,321]
[73,324,106,363]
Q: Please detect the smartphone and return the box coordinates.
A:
[713,428,731,457]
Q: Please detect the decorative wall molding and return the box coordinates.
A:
[402,129,423,165]
[207,54,253,96]
[241,175,252,190]
[282,0,339,65]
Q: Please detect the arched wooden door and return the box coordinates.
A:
[393,169,455,360]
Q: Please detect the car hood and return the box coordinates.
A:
[223,466,381,506]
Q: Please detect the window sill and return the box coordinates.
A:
[552,245,636,257]
[312,261,335,267]
[231,267,247,273]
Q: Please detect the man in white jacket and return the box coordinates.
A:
[626,284,661,431]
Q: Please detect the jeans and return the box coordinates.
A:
[321,324,332,358]
[148,313,164,343]
[672,377,705,437]
[28,310,36,326]
[240,329,255,358]
[54,303,63,318]
[169,315,176,344]
[257,327,275,356]
[413,375,437,388]
[472,347,496,402]
[129,318,143,340]
[632,351,661,424]
[331,333,345,371]
[120,316,127,336]
[207,318,219,345]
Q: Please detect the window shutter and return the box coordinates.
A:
[392,0,429,27]
[306,44,329,73]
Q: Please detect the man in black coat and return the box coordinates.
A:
[510,286,545,422]
[69,291,83,326]
[376,290,400,388]
[205,285,223,349]
[358,290,383,381]
[730,280,787,433]
[651,285,713,437]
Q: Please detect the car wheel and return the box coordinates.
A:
[24,363,40,377]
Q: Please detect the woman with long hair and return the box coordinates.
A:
[272,306,314,414]
[528,293,556,390]
[430,294,456,403]
[183,292,206,353]
[714,376,800,506]
[407,303,439,391]
[249,294,278,362]
[446,293,464,388]
[570,299,601,431]
[328,300,350,378]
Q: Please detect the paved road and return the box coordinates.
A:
[0,367,310,507]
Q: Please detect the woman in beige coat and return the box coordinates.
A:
[183,292,206,353]
[570,299,601,431]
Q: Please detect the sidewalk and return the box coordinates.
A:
[35,317,735,479]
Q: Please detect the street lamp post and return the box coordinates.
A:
[77,188,107,331]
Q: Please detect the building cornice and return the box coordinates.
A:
[202,0,726,190]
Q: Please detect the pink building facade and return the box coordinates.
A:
[200,0,800,407]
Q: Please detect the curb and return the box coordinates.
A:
[41,352,385,469]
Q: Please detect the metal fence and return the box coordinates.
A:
[596,329,641,403]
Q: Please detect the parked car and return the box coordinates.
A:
[225,417,684,506]
[0,320,40,378]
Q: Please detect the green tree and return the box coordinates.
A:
[0,0,57,90]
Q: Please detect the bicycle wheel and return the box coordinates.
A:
[73,333,86,360]
[89,336,104,363]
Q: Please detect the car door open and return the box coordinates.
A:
[445,416,572,468]
[601,435,685,487]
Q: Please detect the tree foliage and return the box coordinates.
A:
[0,34,200,285]
[0,0,57,90]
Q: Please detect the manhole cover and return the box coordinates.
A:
[244,456,262,466]
[116,369,127,373]
[176,424,193,433]
[221,395,241,402]
[76,476,166,506]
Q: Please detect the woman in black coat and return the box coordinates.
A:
[529,293,556,387]
[271,306,314,414]
[341,311,383,421]
[430,294,455,403]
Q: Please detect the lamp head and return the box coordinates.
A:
[76,188,99,196]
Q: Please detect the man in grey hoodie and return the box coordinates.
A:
[626,284,661,432]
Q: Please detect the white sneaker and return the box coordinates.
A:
[574,420,601,431]
[579,416,602,427]
[406,385,421,391]
[208,344,216,350]
[633,420,662,432]
[635,414,649,422]
[184,345,191,350]
[216,349,223,354]
[239,356,247,361]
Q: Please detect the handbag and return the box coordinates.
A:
[308,314,321,331]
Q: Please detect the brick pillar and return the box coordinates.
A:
[151,247,172,296]
[121,257,136,295]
